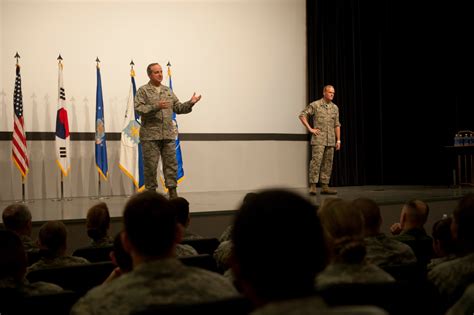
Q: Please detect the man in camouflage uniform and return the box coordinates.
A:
[0,230,63,296]
[27,221,90,273]
[352,198,417,267]
[2,204,39,253]
[70,191,238,315]
[299,85,341,195]
[135,63,201,199]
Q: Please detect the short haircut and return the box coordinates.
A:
[147,63,160,76]
[123,191,177,257]
[2,204,32,231]
[432,216,455,254]
[0,230,27,280]
[452,193,474,251]
[352,197,382,233]
[404,199,430,224]
[232,189,327,301]
[170,197,190,226]
[39,221,68,255]
[86,202,110,241]
[113,232,133,272]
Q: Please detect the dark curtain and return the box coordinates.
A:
[307,0,474,186]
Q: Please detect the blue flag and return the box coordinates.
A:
[119,68,145,190]
[168,63,185,183]
[95,64,108,180]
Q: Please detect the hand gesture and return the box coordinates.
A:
[190,92,202,105]
[157,100,170,109]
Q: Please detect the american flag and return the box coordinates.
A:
[12,64,29,177]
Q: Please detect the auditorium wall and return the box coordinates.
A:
[0,0,308,200]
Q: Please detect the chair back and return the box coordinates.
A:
[179,254,218,273]
[73,245,114,262]
[131,296,253,315]
[181,238,220,255]
[26,261,115,295]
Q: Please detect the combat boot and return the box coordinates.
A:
[168,187,178,199]
[309,183,317,195]
[320,183,337,195]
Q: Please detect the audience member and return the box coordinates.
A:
[427,215,457,271]
[352,197,417,267]
[445,283,474,315]
[390,199,433,266]
[428,193,474,306]
[70,190,238,315]
[0,230,63,295]
[104,232,133,283]
[170,197,204,240]
[28,221,89,272]
[316,199,395,289]
[86,202,113,247]
[2,204,39,253]
[231,189,386,315]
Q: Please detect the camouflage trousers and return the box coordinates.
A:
[141,139,177,190]
[309,145,334,184]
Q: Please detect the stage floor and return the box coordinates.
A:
[1,185,473,223]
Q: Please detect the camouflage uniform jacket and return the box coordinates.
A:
[70,258,239,315]
[299,98,341,146]
[135,82,193,140]
[20,235,39,252]
[251,295,389,315]
[428,252,474,299]
[213,240,232,271]
[364,233,417,267]
[315,262,395,290]
[27,255,90,273]
[0,277,63,296]
[90,236,114,248]
[176,244,198,257]
[219,225,233,242]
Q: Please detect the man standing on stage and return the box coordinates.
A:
[135,63,201,199]
[299,85,341,195]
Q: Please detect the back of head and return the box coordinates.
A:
[452,193,474,252]
[170,197,190,227]
[432,216,455,256]
[38,221,68,256]
[112,232,133,272]
[352,198,382,236]
[2,204,32,233]
[0,230,27,281]
[403,199,430,227]
[86,202,110,241]
[318,199,366,264]
[123,191,177,257]
[232,189,327,302]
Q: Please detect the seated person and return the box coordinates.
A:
[86,202,113,248]
[170,197,204,240]
[231,189,386,315]
[427,215,457,271]
[28,221,90,272]
[104,232,133,283]
[70,191,238,315]
[352,197,417,267]
[0,230,63,295]
[2,204,39,253]
[316,199,395,289]
[390,199,434,266]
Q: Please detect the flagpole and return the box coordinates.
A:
[130,60,136,195]
[94,57,108,200]
[12,53,32,204]
[58,55,65,201]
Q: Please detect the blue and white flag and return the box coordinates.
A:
[95,63,108,180]
[159,62,185,186]
[119,67,145,190]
